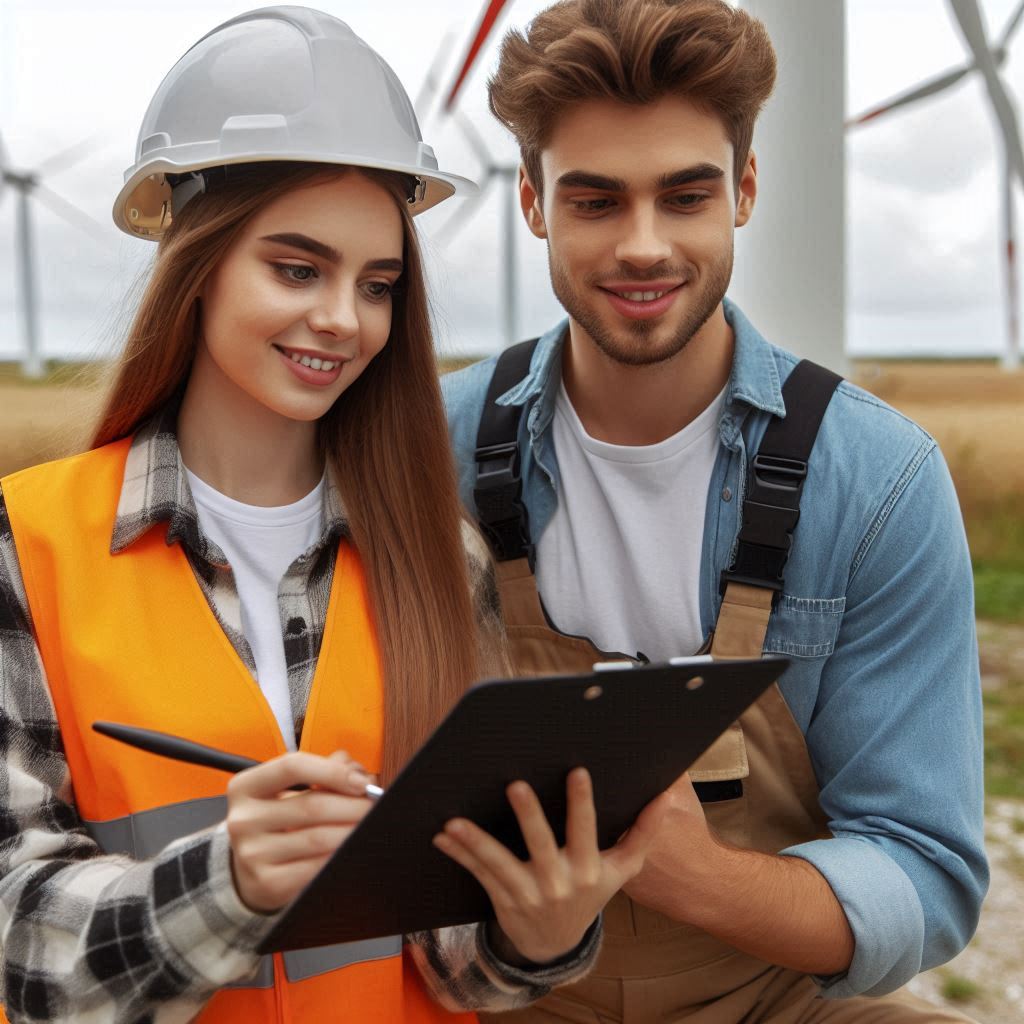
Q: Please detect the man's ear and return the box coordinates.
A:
[735,150,757,228]
[520,166,547,239]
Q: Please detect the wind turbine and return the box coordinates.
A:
[423,0,522,349]
[0,133,112,378]
[848,0,1024,370]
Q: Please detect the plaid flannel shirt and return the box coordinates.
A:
[0,410,599,1023]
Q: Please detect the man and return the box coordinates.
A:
[441,1,987,1022]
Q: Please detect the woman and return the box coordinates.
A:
[0,8,667,1024]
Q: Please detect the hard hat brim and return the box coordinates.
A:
[113,152,480,238]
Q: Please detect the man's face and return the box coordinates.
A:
[524,94,756,367]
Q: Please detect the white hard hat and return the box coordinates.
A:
[113,6,476,238]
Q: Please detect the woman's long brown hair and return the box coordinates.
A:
[92,162,480,781]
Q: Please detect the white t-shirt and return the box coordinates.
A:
[186,469,325,750]
[535,383,726,663]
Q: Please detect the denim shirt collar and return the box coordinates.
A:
[493,297,787,445]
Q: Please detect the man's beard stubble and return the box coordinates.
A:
[547,245,734,368]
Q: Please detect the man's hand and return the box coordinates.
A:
[621,771,716,917]
[623,771,855,977]
[226,750,375,913]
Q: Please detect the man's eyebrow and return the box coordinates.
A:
[658,164,726,189]
[554,171,629,192]
[260,232,339,263]
[554,164,727,193]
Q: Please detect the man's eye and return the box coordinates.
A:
[273,264,317,283]
[571,198,614,213]
[669,193,710,208]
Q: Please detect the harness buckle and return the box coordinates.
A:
[750,453,807,491]
[473,442,533,563]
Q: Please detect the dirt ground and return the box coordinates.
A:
[0,359,1022,1019]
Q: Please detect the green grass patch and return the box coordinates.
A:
[973,564,1024,622]
[983,673,1024,798]
[940,973,982,1003]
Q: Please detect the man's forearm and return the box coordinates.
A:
[625,833,854,976]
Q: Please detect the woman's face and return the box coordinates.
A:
[197,171,405,424]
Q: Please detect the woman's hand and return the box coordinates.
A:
[226,750,376,913]
[432,767,670,965]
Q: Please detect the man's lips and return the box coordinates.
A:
[598,281,685,320]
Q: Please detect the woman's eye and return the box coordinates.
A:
[273,263,317,283]
[364,281,394,300]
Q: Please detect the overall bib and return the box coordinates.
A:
[471,346,975,1024]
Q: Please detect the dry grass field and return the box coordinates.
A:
[3,356,1021,510]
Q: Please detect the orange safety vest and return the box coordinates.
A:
[2,438,477,1024]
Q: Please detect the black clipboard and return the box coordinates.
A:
[258,655,788,953]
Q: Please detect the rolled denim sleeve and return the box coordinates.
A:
[780,442,988,998]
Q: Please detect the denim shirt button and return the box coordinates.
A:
[722,486,733,502]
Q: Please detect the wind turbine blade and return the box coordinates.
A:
[999,0,1024,48]
[444,0,512,111]
[454,110,497,171]
[434,176,495,247]
[35,133,110,178]
[32,184,115,247]
[847,63,974,127]
[948,0,1024,187]
[415,31,456,122]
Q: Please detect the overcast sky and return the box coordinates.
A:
[1,0,1021,360]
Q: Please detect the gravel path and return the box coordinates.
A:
[908,799,1024,1023]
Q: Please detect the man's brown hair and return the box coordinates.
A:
[488,0,776,196]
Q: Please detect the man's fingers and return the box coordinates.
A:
[603,788,673,877]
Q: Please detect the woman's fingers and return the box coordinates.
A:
[233,823,357,864]
[226,749,376,913]
[432,829,514,908]
[228,750,370,799]
[506,780,561,874]
[230,789,371,835]
[564,767,599,864]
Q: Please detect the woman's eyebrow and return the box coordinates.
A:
[365,258,404,274]
[260,232,339,263]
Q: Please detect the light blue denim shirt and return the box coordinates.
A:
[441,298,987,1000]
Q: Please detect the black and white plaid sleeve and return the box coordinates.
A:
[0,486,274,1024]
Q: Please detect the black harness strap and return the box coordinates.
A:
[720,359,842,600]
[472,338,541,563]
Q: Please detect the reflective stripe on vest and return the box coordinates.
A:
[2,439,475,1024]
[83,797,403,986]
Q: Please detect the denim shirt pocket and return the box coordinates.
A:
[763,594,846,658]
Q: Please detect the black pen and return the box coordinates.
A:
[92,721,384,799]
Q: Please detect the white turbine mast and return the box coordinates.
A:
[848,0,1024,371]
[0,133,112,378]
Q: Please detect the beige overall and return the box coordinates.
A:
[482,560,976,1024]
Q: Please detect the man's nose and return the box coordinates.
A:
[614,208,673,269]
